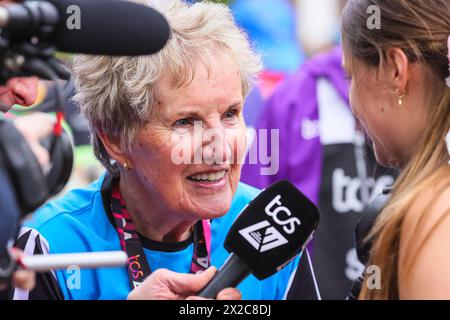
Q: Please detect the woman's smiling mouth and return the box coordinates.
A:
[186,169,229,189]
[188,170,226,182]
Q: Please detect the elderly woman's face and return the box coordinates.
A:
[126,56,246,221]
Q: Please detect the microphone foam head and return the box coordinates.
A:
[224,180,320,280]
[50,0,170,55]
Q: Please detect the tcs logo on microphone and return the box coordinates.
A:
[265,195,301,234]
[239,195,301,253]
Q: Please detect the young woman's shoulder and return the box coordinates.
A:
[399,166,450,299]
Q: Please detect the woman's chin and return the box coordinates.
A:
[374,149,390,168]
[181,176,237,219]
[187,197,232,220]
[374,144,399,169]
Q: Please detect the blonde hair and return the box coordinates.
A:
[71,0,262,174]
[342,0,450,299]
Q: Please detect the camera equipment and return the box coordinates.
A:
[347,188,392,300]
[0,0,170,297]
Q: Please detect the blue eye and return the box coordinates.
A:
[174,118,193,126]
[223,109,238,119]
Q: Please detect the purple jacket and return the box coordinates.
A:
[242,47,348,205]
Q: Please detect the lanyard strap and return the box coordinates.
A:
[110,179,211,289]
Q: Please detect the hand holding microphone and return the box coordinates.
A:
[9,250,241,301]
[0,249,34,292]
[198,180,320,298]
[128,267,242,301]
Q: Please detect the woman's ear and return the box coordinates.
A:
[96,130,131,168]
[385,47,409,93]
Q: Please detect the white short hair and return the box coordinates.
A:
[71,0,262,174]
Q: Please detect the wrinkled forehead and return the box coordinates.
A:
[152,53,243,118]
[160,46,240,91]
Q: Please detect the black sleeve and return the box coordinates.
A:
[286,250,322,300]
[11,228,65,300]
[0,153,21,249]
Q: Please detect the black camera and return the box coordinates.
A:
[0,0,75,291]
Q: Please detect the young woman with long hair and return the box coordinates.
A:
[341,0,450,299]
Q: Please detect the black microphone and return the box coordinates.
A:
[0,0,170,56]
[198,180,320,298]
[347,188,391,300]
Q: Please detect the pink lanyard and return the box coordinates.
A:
[110,179,211,289]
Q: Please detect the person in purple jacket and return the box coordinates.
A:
[241,47,397,299]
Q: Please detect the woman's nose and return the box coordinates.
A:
[201,126,231,165]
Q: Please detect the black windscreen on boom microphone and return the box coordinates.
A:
[0,0,170,55]
[198,180,320,298]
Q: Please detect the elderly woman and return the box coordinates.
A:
[12,0,306,300]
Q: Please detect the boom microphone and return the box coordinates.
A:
[0,0,170,55]
[198,180,320,298]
